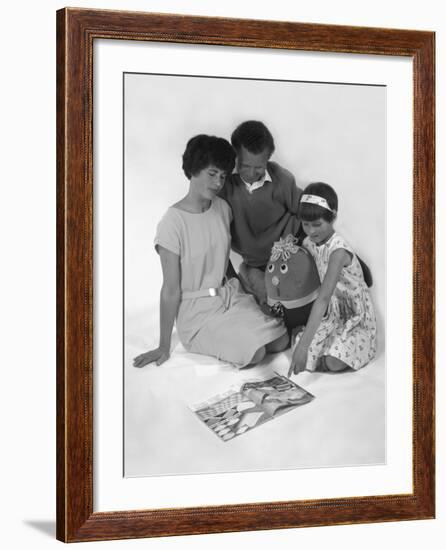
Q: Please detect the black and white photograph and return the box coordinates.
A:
[125,72,386,477]
[3,0,443,548]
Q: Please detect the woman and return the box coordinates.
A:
[133,134,289,369]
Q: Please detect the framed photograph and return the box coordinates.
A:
[56,8,435,542]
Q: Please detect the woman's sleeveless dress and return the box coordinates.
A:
[154,197,287,367]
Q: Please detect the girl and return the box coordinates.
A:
[133,135,289,369]
[288,182,377,376]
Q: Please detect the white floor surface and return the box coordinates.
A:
[125,312,385,478]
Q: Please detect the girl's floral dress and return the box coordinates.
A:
[295,232,377,371]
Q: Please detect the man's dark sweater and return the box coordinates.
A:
[219,161,302,268]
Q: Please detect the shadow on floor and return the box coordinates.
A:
[23,520,55,538]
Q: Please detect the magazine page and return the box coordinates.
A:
[190,375,314,442]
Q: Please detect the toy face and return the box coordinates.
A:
[265,247,320,302]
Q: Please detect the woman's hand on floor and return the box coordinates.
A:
[133,347,170,368]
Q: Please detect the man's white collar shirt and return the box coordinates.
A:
[234,169,272,194]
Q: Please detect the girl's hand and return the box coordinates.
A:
[288,344,308,377]
[287,248,351,378]
[133,347,170,368]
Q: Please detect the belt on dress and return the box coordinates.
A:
[182,287,223,300]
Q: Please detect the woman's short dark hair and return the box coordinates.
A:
[182,134,236,179]
[231,120,275,156]
[298,182,338,223]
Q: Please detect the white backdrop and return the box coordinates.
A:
[1,1,444,549]
[124,72,385,318]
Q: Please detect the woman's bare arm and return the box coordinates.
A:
[133,246,181,368]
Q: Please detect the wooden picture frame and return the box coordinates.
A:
[56,7,435,542]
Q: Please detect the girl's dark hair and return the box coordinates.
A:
[298,182,338,223]
[231,120,275,156]
[182,134,236,179]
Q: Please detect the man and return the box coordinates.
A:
[219,120,303,304]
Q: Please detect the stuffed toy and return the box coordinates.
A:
[264,234,320,330]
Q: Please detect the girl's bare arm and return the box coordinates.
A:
[289,248,351,375]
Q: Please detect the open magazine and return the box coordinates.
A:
[190,374,314,442]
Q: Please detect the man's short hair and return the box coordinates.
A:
[231,120,275,156]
